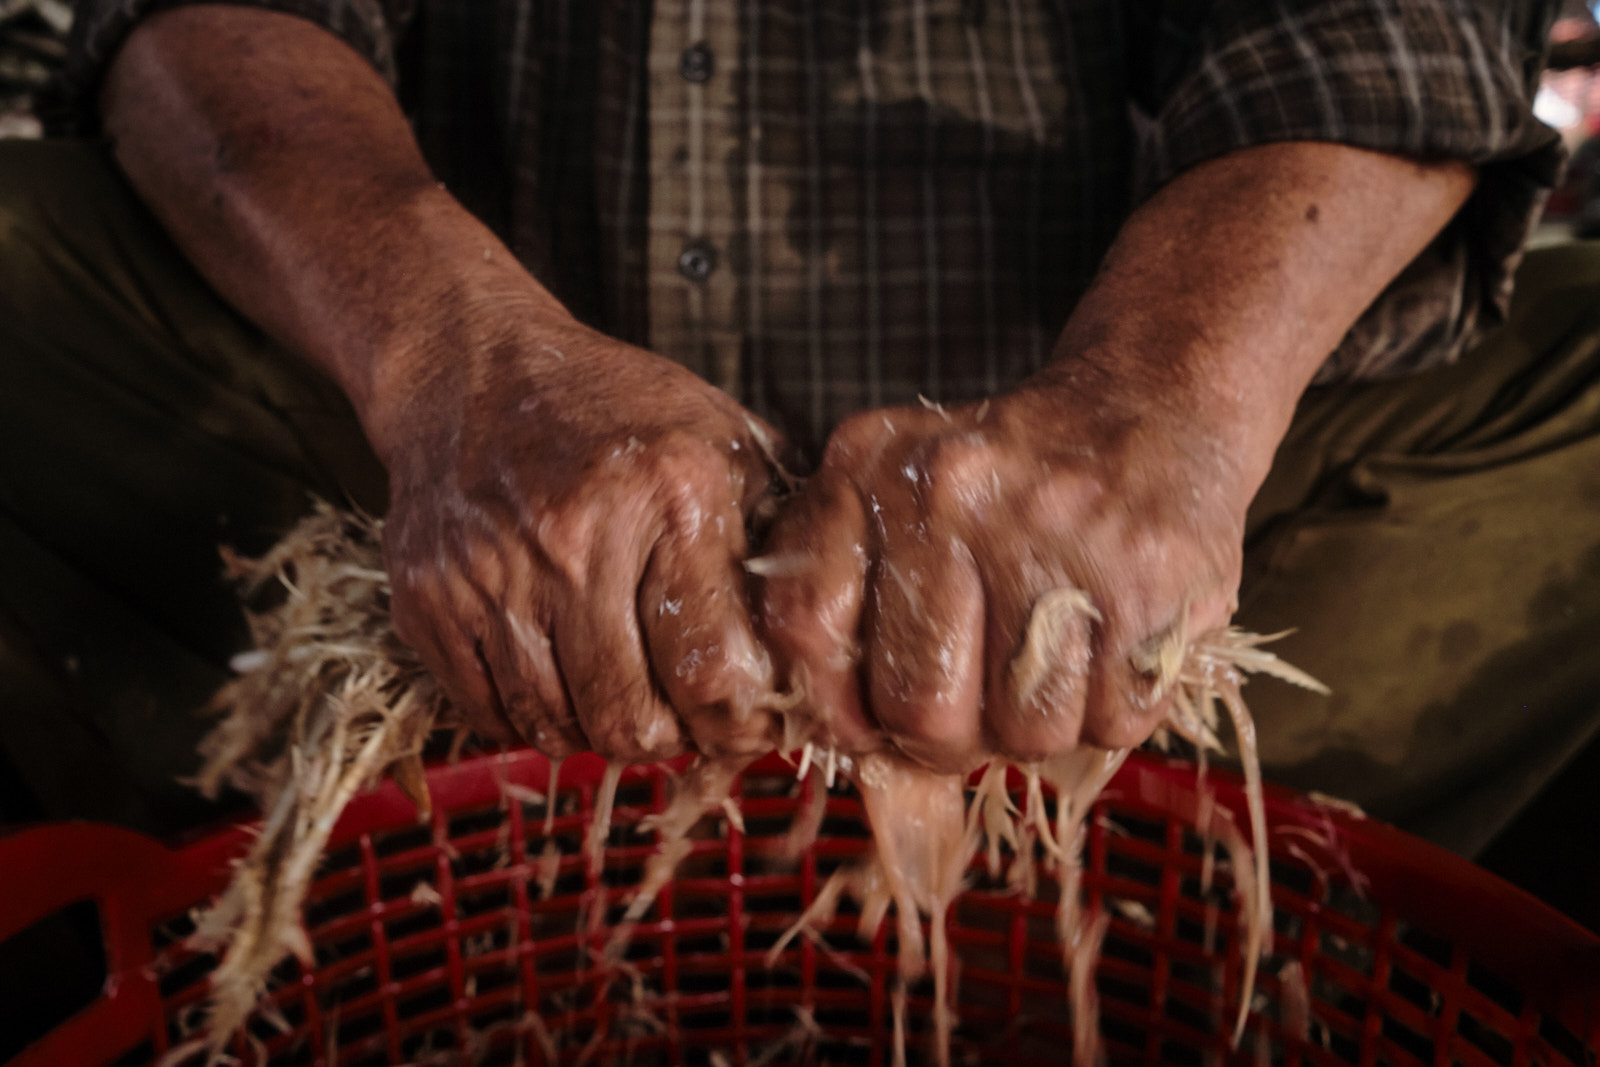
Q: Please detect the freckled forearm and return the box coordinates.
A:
[100,6,570,441]
[1039,142,1475,495]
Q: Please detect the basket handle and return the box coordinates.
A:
[0,823,233,1065]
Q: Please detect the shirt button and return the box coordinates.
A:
[678,239,718,282]
[680,41,714,83]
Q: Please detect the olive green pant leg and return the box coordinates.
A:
[0,139,385,834]
[1237,241,1600,858]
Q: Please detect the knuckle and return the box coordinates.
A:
[457,703,516,745]
[668,624,772,708]
[987,710,1083,763]
[758,603,839,681]
[1082,666,1168,750]
[1021,460,1114,522]
[665,440,751,521]
[988,735,1059,766]
[1021,475,1086,532]
[759,569,861,667]
[652,429,722,473]
[687,712,775,760]
[505,694,581,756]
[896,705,980,759]
[672,644,733,707]
[919,435,1003,518]
[587,716,682,763]
[874,677,983,769]
[821,411,894,470]
[1081,706,1160,750]
[436,666,494,722]
[531,505,597,581]
[459,536,509,591]
[387,580,439,655]
[606,430,717,489]
[579,718,646,762]
[574,676,684,762]
[917,432,988,487]
[988,654,1088,759]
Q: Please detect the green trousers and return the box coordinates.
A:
[2,140,1597,859]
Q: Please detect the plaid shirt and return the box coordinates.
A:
[59,0,1563,454]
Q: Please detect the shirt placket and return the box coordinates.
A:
[647,0,744,397]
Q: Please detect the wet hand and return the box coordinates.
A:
[374,311,788,762]
[756,372,1254,771]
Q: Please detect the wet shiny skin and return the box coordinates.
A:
[100,8,1476,771]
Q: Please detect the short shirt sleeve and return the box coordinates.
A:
[1133,0,1567,381]
[48,0,411,133]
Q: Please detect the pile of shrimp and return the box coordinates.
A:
[172,506,1324,1065]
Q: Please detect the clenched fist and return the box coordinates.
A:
[375,310,789,762]
[757,371,1254,772]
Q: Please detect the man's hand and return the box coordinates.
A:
[102,8,1478,767]
[377,313,785,761]
[762,142,1477,769]
[757,377,1246,771]
[101,7,788,761]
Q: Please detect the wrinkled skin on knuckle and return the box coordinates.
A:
[683,698,779,759]
[679,680,773,751]
[580,724,659,765]
[655,431,741,490]
[880,696,984,773]
[1016,467,1109,540]
[883,620,979,718]
[820,410,895,470]
[860,551,985,768]
[541,470,671,602]
[757,485,866,660]
[385,573,431,658]
[866,637,983,770]
[984,723,1078,767]
[576,686,684,764]
[376,317,798,758]
[529,499,603,588]
[915,433,1010,523]
[1081,697,1166,750]
[667,627,745,711]
[498,691,578,756]
[383,548,458,664]
[759,548,864,664]
[982,608,1089,759]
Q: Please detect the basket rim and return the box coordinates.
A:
[3,747,1596,1065]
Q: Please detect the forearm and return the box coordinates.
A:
[100,6,569,453]
[1045,142,1476,499]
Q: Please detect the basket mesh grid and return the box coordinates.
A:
[37,753,1600,1066]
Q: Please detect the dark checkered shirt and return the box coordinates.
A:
[60,0,1564,454]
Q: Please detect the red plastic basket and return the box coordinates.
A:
[3,749,1597,1066]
